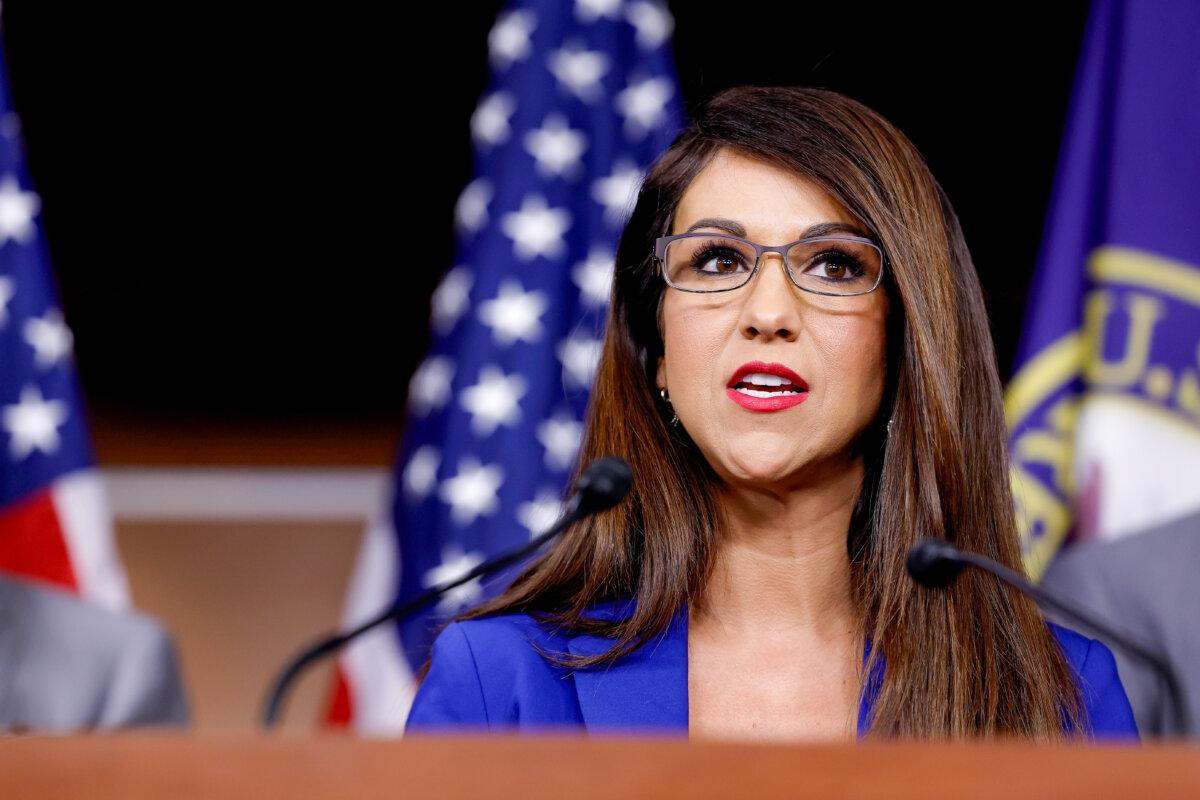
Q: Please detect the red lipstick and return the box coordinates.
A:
[725,361,809,412]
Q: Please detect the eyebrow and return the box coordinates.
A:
[683,217,872,241]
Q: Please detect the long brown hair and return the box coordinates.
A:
[450,86,1085,739]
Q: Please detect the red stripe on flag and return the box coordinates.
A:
[0,488,80,592]
[323,665,353,728]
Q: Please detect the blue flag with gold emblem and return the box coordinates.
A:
[1006,0,1200,736]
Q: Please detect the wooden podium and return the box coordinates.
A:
[1,735,1197,799]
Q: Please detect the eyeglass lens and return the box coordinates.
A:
[663,236,882,295]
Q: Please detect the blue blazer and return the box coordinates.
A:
[406,600,1138,738]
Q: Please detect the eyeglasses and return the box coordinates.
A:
[654,232,886,296]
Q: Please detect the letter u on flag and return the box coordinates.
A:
[1006,0,1200,576]
[1007,0,1200,736]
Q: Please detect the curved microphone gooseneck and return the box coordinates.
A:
[260,456,634,729]
[906,538,1190,737]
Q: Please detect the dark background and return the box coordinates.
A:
[1,2,1091,430]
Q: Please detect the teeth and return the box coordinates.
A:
[735,387,801,398]
[741,372,789,386]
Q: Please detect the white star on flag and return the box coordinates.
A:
[460,365,527,436]
[369,0,684,697]
[2,384,68,460]
[615,76,674,140]
[471,92,517,150]
[478,279,548,346]
[537,413,584,471]
[501,194,572,261]
[517,489,566,539]
[422,543,487,613]
[455,178,493,235]
[592,159,643,227]
[431,266,473,334]
[572,246,615,307]
[626,2,674,50]
[0,175,40,246]
[403,445,441,501]
[408,356,455,416]
[548,44,610,103]
[525,114,588,179]
[23,308,73,368]
[0,275,14,328]
[558,335,604,389]
[575,0,623,23]
[439,458,505,526]
[489,10,538,70]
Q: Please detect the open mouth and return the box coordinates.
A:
[726,362,809,412]
[730,372,806,398]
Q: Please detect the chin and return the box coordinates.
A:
[719,453,800,486]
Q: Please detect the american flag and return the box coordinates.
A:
[0,42,129,609]
[329,0,683,733]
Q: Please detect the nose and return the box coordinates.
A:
[737,251,801,342]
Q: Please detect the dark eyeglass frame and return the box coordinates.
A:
[653,232,888,297]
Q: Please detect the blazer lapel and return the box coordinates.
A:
[567,600,688,732]
[565,600,881,737]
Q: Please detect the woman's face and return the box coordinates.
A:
[656,148,889,491]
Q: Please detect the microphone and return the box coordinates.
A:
[906,538,1190,737]
[260,456,633,729]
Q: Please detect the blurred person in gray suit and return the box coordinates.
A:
[0,573,189,731]
[1041,509,1200,737]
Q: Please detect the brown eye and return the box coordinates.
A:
[692,245,749,274]
[818,261,846,279]
[664,235,757,289]
[701,251,741,273]
[804,250,863,281]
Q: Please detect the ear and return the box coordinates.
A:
[655,356,666,391]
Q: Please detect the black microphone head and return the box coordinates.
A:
[906,538,966,588]
[575,456,634,515]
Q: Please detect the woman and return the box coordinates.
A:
[405,86,1137,740]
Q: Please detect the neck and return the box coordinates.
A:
[696,460,863,637]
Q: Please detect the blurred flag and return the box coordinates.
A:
[1006,0,1200,733]
[0,42,129,610]
[1006,0,1200,574]
[327,0,683,734]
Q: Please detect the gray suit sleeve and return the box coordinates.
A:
[0,575,191,731]
[1040,512,1200,737]
[97,615,190,728]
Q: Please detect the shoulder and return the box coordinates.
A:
[436,612,574,678]
[1042,516,1198,611]
[1048,622,1139,740]
[0,575,170,660]
[453,611,569,654]
[0,575,189,729]
[405,611,579,732]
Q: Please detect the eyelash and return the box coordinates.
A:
[690,243,750,272]
[809,250,867,279]
[688,243,867,279]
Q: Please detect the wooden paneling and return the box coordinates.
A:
[1,736,1198,799]
[115,520,364,732]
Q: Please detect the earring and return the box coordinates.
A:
[659,387,680,428]
[886,417,894,438]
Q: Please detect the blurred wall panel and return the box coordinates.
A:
[115,519,363,732]
[98,417,394,731]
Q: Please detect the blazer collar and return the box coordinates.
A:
[566,599,689,731]
[566,598,882,736]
